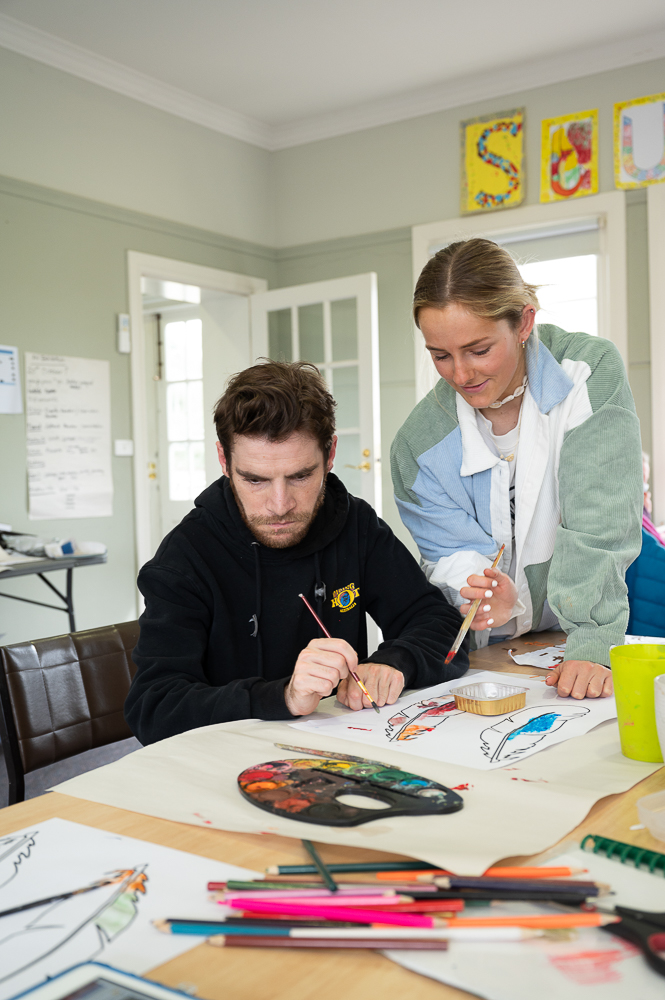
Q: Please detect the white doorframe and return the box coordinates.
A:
[411,192,628,401]
[127,251,267,578]
[648,185,665,522]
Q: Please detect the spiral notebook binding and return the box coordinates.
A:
[581,834,665,875]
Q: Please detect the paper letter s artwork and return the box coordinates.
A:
[614,92,665,189]
[460,109,525,214]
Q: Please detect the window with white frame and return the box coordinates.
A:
[164,318,206,501]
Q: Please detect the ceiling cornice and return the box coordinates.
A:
[0,12,272,148]
[1,12,665,152]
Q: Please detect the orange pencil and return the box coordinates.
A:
[441,913,617,930]
[376,866,587,882]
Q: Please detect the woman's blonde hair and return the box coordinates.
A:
[413,238,540,330]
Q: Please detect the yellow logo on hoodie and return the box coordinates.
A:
[331,582,360,613]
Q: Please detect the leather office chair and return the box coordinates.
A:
[0,620,140,805]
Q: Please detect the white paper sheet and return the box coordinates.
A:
[25,354,113,519]
[291,671,617,770]
[0,345,22,414]
[50,705,660,876]
[0,817,260,1000]
[509,644,566,668]
[386,846,665,1000]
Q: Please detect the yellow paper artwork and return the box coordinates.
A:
[614,91,665,189]
[540,110,598,203]
[461,108,525,214]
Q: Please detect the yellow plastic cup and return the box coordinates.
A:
[610,644,665,762]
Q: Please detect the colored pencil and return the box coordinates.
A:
[232,900,619,930]
[301,839,338,893]
[298,593,380,713]
[265,861,440,875]
[433,876,605,896]
[215,888,404,900]
[222,894,413,908]
[155,919,555,942]
[207,935,449,950]
[376,866,588,881]
[444,545,505,666]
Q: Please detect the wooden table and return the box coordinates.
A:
[1,633,663,1000]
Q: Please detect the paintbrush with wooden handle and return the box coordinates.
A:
[444,545,505,666]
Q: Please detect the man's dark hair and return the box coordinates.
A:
[213,360,336,464]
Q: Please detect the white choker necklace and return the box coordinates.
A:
[487,376,528,409]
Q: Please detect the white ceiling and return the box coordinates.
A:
[1,0,665,149]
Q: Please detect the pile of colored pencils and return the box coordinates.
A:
[154,852,617,951]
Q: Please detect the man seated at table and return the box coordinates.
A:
[125,360,468,745]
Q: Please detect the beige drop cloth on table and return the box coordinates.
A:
[51,691,661,875]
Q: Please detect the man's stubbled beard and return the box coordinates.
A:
[229,471,328,549]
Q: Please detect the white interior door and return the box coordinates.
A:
[250,273,382,515]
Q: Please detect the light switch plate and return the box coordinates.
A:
[114,439,134,456]
[117,314,131,353]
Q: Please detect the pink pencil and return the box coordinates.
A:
[224,894,410,909]
[231,899,435,928]
[218,888,399,900]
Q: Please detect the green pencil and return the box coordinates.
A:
[266,861,439,875]
[301,840,338,892]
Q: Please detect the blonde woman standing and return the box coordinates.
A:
[391,238,642,699]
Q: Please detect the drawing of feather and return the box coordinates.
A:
[481,705,590,763]
[0,866,148,986]
[0,833,36,889]
[387,697,460,741]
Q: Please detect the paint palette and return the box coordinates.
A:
[237,757,464,826]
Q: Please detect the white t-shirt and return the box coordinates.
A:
[476,411,519,637]
[474,410,559,638]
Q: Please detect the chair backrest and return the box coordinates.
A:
[0,620,140,804]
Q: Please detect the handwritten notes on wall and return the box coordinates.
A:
[26,353,113,520]
[0,345,23,414]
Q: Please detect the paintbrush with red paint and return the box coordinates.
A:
[444,545,505,666]
[298,592,380,713]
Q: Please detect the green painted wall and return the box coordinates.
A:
[273,56,665,246]
[0,176,275,646]
[0,49,275,246]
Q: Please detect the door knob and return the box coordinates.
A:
[344,462,371,471]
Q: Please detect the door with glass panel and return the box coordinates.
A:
[142,278,252,551]
[250,273,381,514]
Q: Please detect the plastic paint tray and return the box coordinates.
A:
[451,681,527,716]
[637,791,665,843]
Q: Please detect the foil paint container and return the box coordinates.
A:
[451,681,527,716]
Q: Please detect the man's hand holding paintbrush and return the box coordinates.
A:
[284,594,405,717]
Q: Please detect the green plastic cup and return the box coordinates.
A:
[610,644,665,762]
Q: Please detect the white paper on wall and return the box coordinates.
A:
[291,671,618,770]
[25,353,113,519]
[0,345,23,414]
[0,817,261,1000]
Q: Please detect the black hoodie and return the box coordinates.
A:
[125,473,469,744]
